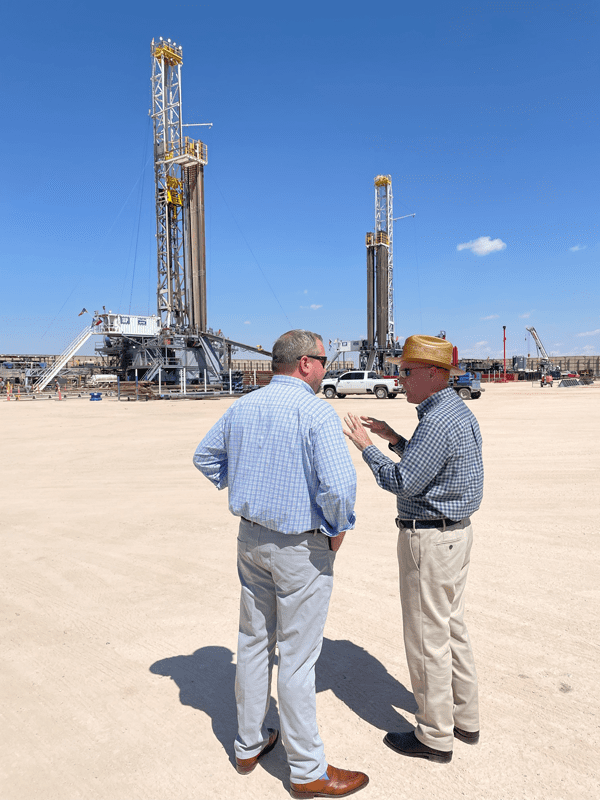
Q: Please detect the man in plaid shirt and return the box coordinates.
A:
[194,330,369,798]
[344,335,483,765]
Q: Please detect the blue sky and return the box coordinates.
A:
[1,0,598,360]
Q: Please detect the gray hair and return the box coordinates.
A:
[272,329,323,373]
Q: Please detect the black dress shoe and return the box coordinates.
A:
[454,726,480,744]
[236,728,279,774]
[383,731,452,763]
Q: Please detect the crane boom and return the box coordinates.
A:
[526,326,554,375]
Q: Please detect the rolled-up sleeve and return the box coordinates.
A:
[193,413,229,490]
[313,412,356,536]
[362,418,450,498]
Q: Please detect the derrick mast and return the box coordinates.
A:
[366,175,394,355]
[374,175,394,347]
[151,38,208,333]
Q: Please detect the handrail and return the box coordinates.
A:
[33,327,94,392]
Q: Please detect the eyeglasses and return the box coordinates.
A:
[298,354,327,367]
[397,366,432,378]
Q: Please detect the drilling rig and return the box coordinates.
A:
[331,175,410,372]
[94,37,269,384]
[365,175,397,369]
[33,38,268,393]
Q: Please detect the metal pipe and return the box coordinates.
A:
[229,368,232,395]
[135,369,139,401]
[367,244,375,347]
[376,244,389,348]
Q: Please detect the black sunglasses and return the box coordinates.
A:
[397,366,432,377]
[297,354,327,367]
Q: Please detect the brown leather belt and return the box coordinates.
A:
[396,517,461,530]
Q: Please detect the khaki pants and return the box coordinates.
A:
[397,519,479,751]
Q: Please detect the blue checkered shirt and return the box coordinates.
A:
[193,375,356,536]
[362,387,483,520]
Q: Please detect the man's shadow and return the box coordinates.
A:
[317,638,417,730]
[150,646,289,783]
[150,638,415,781]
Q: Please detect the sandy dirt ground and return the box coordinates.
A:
[2,381,599,800]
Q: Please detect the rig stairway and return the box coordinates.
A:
[32,326,93,392]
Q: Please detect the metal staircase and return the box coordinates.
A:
[32,326,94,392]
[142,352,166,382]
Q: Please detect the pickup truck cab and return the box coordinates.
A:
[321,370,402,399]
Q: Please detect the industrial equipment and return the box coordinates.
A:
[33,38,268,393]
[526,326,557,378]
[331,176,413,372]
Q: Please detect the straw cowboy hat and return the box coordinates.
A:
[388,335,466,377]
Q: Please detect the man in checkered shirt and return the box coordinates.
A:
[193,330,369,798]
[344,334,483,765]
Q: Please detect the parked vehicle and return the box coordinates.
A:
[449,372,483,400]
[321,370,402,399]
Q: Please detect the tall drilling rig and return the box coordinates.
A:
[32,38,268,393]
[90,37,232,384]
[151,37,207,334]
[331,175,406,372]
[366,175,395,366]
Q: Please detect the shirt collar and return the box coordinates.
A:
[416,386,455,420]
[270,374,316,395]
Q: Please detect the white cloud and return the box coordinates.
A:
[577,329,600,337]
[244,320,251,325]
[480,314,499,320]
[300,304,323,310]
[303,289,308,294]
[457,236,507,256]
[570,244,586,252]
[519,312,531,319]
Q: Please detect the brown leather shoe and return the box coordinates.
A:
[290,764,369,798]
[454,726,480,745]
[235,728,279,775]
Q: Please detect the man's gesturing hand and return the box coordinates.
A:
[343,413,375,452]
[360,416,400,445]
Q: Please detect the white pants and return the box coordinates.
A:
[235,518,335,783]
[398,519,479,751]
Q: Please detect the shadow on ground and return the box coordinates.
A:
[150,637,414,785]
[317,637,417,729]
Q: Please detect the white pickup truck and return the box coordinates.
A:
[321,370,402,399]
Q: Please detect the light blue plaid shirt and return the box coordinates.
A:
[193,375,356,536]
[362,387,483,520]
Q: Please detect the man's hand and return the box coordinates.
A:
[360,416,400,445]
[343,413,374,452]
[328,531,346,552]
